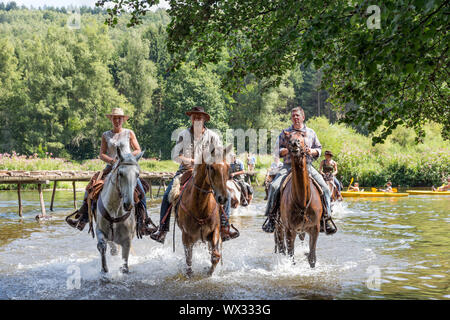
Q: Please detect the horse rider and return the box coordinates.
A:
[262,106,337,235]
[264,157,283,200]
[66,108,155,236]
[230,153,253,206]
[150,107,239,244]
[319,150,343,198]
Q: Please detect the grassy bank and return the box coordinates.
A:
[1,118,449,189]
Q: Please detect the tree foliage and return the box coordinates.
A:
[97,0,450,143]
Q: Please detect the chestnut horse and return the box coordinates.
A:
[176,145,232,277]
[275,131,323,268]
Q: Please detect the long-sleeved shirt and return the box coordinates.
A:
[276,124,322,165]
[171,126,223,174]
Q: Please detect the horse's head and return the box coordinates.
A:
[286,130,307,159]
[113,147,144,212]
[199,144,233,205]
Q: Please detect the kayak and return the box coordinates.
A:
[341,191,409,197]
[406,190,450,195]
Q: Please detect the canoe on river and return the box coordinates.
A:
[406,190,450,195]
[341,191,409,197]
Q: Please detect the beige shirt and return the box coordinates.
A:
[172,126,223,173]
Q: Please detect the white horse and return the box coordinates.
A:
[227,179,253,209]
[95,147,144,274]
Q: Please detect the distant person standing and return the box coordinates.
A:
[247,153,256,172]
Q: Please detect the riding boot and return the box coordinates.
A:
[66,201,89,231]
[220,224,240,242]
[150,222,170,243]
[320,200,337,235]
[262,209,277,233]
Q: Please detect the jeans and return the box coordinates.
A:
[159,173,232,230]
[308,164,331,215]
[265,164,291,216]
[334,177,342,191]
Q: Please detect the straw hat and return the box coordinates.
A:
[106,108,130,121]
[185,106,210,122]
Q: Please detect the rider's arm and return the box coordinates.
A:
[99,135,115,165]
[173,132,194,165]
[129,130,142,157]
[333,161,338,176]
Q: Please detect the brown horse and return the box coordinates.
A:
[324,173,342,202]
[275,131,323,268]
[176,145,232,277]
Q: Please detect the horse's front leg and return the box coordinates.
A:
[182,232,194,277]
[307,227,319,268]
[208,225,221,276]
[120,239,131,274]
[274,222,286,255]
[96,226,108,274]
[285,228,297,264]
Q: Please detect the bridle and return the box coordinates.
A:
[99,160,139,239]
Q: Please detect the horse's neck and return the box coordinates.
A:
[291,155,310,207]
[102,174,122,215]
[191,165,213,211]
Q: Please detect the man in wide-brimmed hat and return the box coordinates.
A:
[150,107,239,244]
[66,107,156,237]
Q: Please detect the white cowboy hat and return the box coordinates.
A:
[106,108,130,121]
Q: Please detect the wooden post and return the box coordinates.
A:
[50,181,57,211]
[17,183,23,218]
[149,180,153,200]
[157,179,162,197]
[72,181,77,209]
[38,183,46,218]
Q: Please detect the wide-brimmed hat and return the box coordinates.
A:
[325,150,333,157]
[185,107,210,122]
[106,108,130,121]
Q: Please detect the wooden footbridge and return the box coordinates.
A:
[0,170,175,219]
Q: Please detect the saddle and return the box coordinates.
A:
[280,171,323,196]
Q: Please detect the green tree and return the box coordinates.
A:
[97,0,450,143]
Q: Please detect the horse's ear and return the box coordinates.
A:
[224,144,233,161]
[117,147,124,162]
[135,150,144,162]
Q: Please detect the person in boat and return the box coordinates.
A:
[379,181,393,192]
[262,106,337,235]
[66,108,155,236]
[150,107,239,244]
[432,176,450,191]
[230,153,253,206]
[319,150,343,198]
[348,182,360,192]
[264,157,284,200]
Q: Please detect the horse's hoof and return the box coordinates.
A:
[101,267,109,274]
[309,262,316,268]
[186,268,193,278]
[120,266,129,274]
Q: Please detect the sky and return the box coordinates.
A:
[1,0,170,9]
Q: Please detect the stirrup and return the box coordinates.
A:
[221,224,240,242]
[262,216,276,233]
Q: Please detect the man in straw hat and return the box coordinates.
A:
[65,108,156,237]
[150,107,239,244]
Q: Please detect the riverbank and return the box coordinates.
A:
[1,119,449,190]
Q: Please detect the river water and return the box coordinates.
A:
[0,188,448,300]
